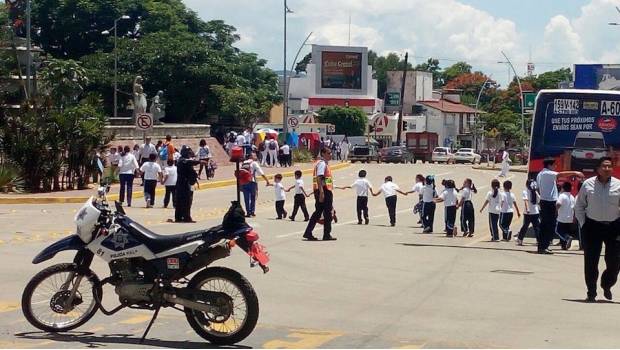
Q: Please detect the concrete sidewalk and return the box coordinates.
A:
[0,161,350,204]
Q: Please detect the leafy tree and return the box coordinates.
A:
[480,109,526,144]
[442,61,472,84]
[295,52,312,74]
[317,106,367,136]
[368,50,412,98]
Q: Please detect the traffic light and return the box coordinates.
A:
[368,125,375,133]
[402,121,408,131]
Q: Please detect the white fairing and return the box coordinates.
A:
[154,241,205,259]
[75,197,101,243]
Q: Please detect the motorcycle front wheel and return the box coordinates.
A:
[184,266,259,345]
[21,263,101,332]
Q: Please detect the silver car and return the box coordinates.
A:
[454,148,481,164]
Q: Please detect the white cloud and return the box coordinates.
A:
[540,15,585,64]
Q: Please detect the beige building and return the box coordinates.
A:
[385,71,433,114]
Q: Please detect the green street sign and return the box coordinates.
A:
[386,92,401,107]
[523,92,536,112]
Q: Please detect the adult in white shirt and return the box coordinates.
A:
[556,181,576,250]
[499,149,511,177]
[139,153,162,208]
[372,176,408,226]
[337,169,373,225]
[574,157,620,302]
[267,138,279,167]
[536,157,584,254]
[517,179,540,246]
[241,153,271,217]
[340,137,350,161]
[118,146,140,207]
[280,142,291,167]
[161,159,178,208]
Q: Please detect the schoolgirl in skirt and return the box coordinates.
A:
[459,178,477,237]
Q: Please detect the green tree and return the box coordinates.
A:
[442,61,472,84]
[295,52,312,74]
[414,58,443,88]
[480,109,526,144]
[317,106,367,136]
[368,50,412,98]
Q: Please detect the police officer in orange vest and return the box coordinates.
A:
[303,147,337,241]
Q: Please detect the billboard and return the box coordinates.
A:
[312,45,368,96]
[574,64,620,90]
[528,90,620,179]
[320,51,362,89]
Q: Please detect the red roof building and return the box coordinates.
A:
[417,99,484,150]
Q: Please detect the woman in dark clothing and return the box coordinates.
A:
[175,146,200,222]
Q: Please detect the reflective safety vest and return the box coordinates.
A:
[312,159,333,191]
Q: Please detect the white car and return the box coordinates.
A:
[454,148,481,164]
[431,147,454,164]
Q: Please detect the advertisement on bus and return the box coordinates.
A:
[529,89,620,179]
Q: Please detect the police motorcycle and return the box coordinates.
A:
[21,171,270,345]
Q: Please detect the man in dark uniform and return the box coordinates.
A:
[303,147,336,241]
[174,146,200,223]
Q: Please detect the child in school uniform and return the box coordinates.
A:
[407,174,426,226]
[421,175,437,233]
[287,170,310,221]
[499,180,521,241]
[435,179,459,237]
[517,179,540,246]
[267,174,288,219]
[556,181,576,250]
[480,179,502,241]
[372,176,408,226]
[336,170,373,225]
[459,178,477,237]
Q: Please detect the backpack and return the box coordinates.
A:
[259,142,266,152]
[268,140,276,150]
[158,146,168,161]
[236,161,253,185]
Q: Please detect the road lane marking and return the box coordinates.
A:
[119,314,153,324]
[0,301,20,313]
[263,329,344,349]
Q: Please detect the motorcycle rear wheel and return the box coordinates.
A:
[185,266,259,345]
[21,263,101,332]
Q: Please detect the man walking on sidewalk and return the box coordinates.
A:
[575,157,620,302]
[303,147,336,241]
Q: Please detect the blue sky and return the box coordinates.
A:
[183,0,620,87]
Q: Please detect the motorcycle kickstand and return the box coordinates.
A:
[139,304,161,344]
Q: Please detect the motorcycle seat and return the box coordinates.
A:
[126,220,225,254]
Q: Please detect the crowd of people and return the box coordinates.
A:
[98,135,217,223]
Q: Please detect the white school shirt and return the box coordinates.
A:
[500,191,517,213]
[522,189,540,215]
[439,188,458,206]
[351,178,372,197]
[422,185,436,203]
[236,134,246,146]
[274,182,286,201]
[108,152,121,166]
[412,182,424,194]
[140,162,162,181]
[485,190,501,214]
[163,165,178,186]
[556,192,575,223]
[380,182,400,198]
[294,179,305,195]
[461,187,473,201]
[281,144,291,155]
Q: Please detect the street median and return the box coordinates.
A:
[0,162,351,205]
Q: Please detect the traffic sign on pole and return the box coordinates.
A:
[385,92,401,107]
[135,113,153,131]
[287,116,299,128]
[523,92,536,112]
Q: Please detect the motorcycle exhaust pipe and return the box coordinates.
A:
[163,293,217,313]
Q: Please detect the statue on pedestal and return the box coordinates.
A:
[149,90,166,124]
[133,76,147,117]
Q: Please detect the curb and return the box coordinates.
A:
[472,166,528,173]
[0,162,352,205]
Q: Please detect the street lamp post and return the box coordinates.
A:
[102,15,130,119]
[282,1,293,135]
[474,75,492,151]
[500,51,525,137]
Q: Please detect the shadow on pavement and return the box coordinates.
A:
[562,298,620,304]
[397,242,583,256]
[14,331,252,349]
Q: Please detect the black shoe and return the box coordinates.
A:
[566,238,573,250]
[245,214,252,218]
[422,228,432,233]
[604,288,613,300]
[365,218,369,225]
[507,231,512,241]
[251,214,256,217]
[283,210,288,218]
[538,249,554,255]
[358,220,363,225]
[333,214,338,223]
[390,223,395,227]
[303,235,318,241]
[304,218,309,222]
[322,236,337,241]
[586,295,596,303]
[289,216,295,221]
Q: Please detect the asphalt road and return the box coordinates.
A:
[0,163,617,348]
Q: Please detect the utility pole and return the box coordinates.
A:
[396,52,408,146]
[282,1,293,136]
[25,0,31,98]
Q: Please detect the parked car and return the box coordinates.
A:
[431,147,454,164]
[454,148,481,164]
[379,146,414,163]
[350,144,380,163]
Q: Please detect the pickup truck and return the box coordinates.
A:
[349,144,380,163]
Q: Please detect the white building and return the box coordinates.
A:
[287,45,382,114]
[418,98,483,150]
